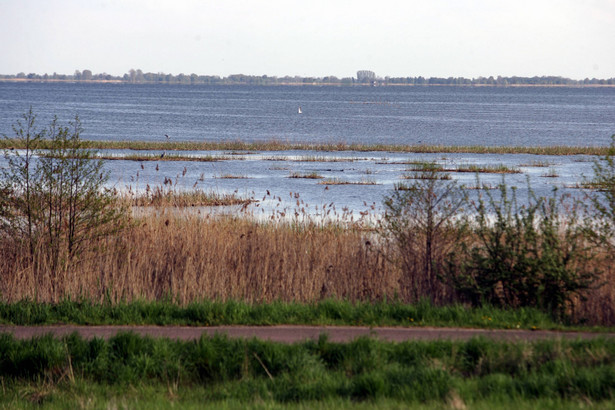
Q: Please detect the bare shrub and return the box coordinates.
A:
[380,165,466,303]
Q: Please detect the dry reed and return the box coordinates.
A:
[2,207,615,325]
[0,214,397,305]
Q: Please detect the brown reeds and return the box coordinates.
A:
[2,201,615,324]
[126,185,253,207]
[2,211,615,324]
[0,214,398,305]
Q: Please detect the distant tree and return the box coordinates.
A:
[357,70,376,83]
[82,69,93,81]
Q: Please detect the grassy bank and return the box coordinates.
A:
[0,299,564,330]
[1,138,610,156]
[2,333,615,407]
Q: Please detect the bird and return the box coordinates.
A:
[160,152,165,159]
[165,134,170,140]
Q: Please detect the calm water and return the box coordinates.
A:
[1,82,614,146]
[0,82,612,216]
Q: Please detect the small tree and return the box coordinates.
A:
[0,107,45,259]
[37,116,127,270]
[1,110,127,279]
[381,165,466,303]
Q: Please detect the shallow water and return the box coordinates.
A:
[98,149,597,218]
[1,83,611,216]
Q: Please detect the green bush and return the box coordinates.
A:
[448,181,599,319]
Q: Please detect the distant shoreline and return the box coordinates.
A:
[1,78,614,88]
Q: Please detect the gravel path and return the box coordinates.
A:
[1,325,614,343]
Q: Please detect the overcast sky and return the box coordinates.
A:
[1,0,614,79]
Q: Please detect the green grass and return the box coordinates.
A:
[1,139,611,156]
[2,333,615,407]
[0,299,601,331]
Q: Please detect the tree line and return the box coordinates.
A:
[2,69,614,86]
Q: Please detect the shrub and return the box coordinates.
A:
[449,181,599,319]
[381,164,466,303]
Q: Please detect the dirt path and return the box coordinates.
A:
[2,325,614,343]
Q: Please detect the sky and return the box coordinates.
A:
[1,0,614,79]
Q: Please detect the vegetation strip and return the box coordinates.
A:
[2,325,614,342]
[0,300,602,332]
[2,332,615,406]
[1,138,610,156]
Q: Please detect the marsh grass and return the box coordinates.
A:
[97,153,232,162]
[405,163,521,174]
[399,174,452,182]
[129,188,253,207]
[318,178,380,185]
[2,139,609,156]
[288,172,324,179]
[1,205,615,324]
[519,160,554,167]
[0,215,393,305]
[214,174,251,179]
[541,168,560,178]
[292,155,365,162]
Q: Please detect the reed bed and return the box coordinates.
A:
[405,163,521,174]
[540,168,560,178]
[399,174,452,181]
[129,188,253,207]
[519,160,554,167]
[96,153,232,162]
[0,215,396,305]
[291,155,365,162]
[318,178,379,185]
[2,139,610,156]
[2,208,615,325]
[288,172,324,179]
[213,174,251,179]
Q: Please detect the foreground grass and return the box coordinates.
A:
[1,138,610,155]
[4,383,614,409]
[0,299,597,331]
[2,333,615,407]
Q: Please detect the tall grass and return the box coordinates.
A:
[0,215,394,305]
[130,187,252,207]
[1,209,614,325]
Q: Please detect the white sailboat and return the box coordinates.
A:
[298,106,302,114]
